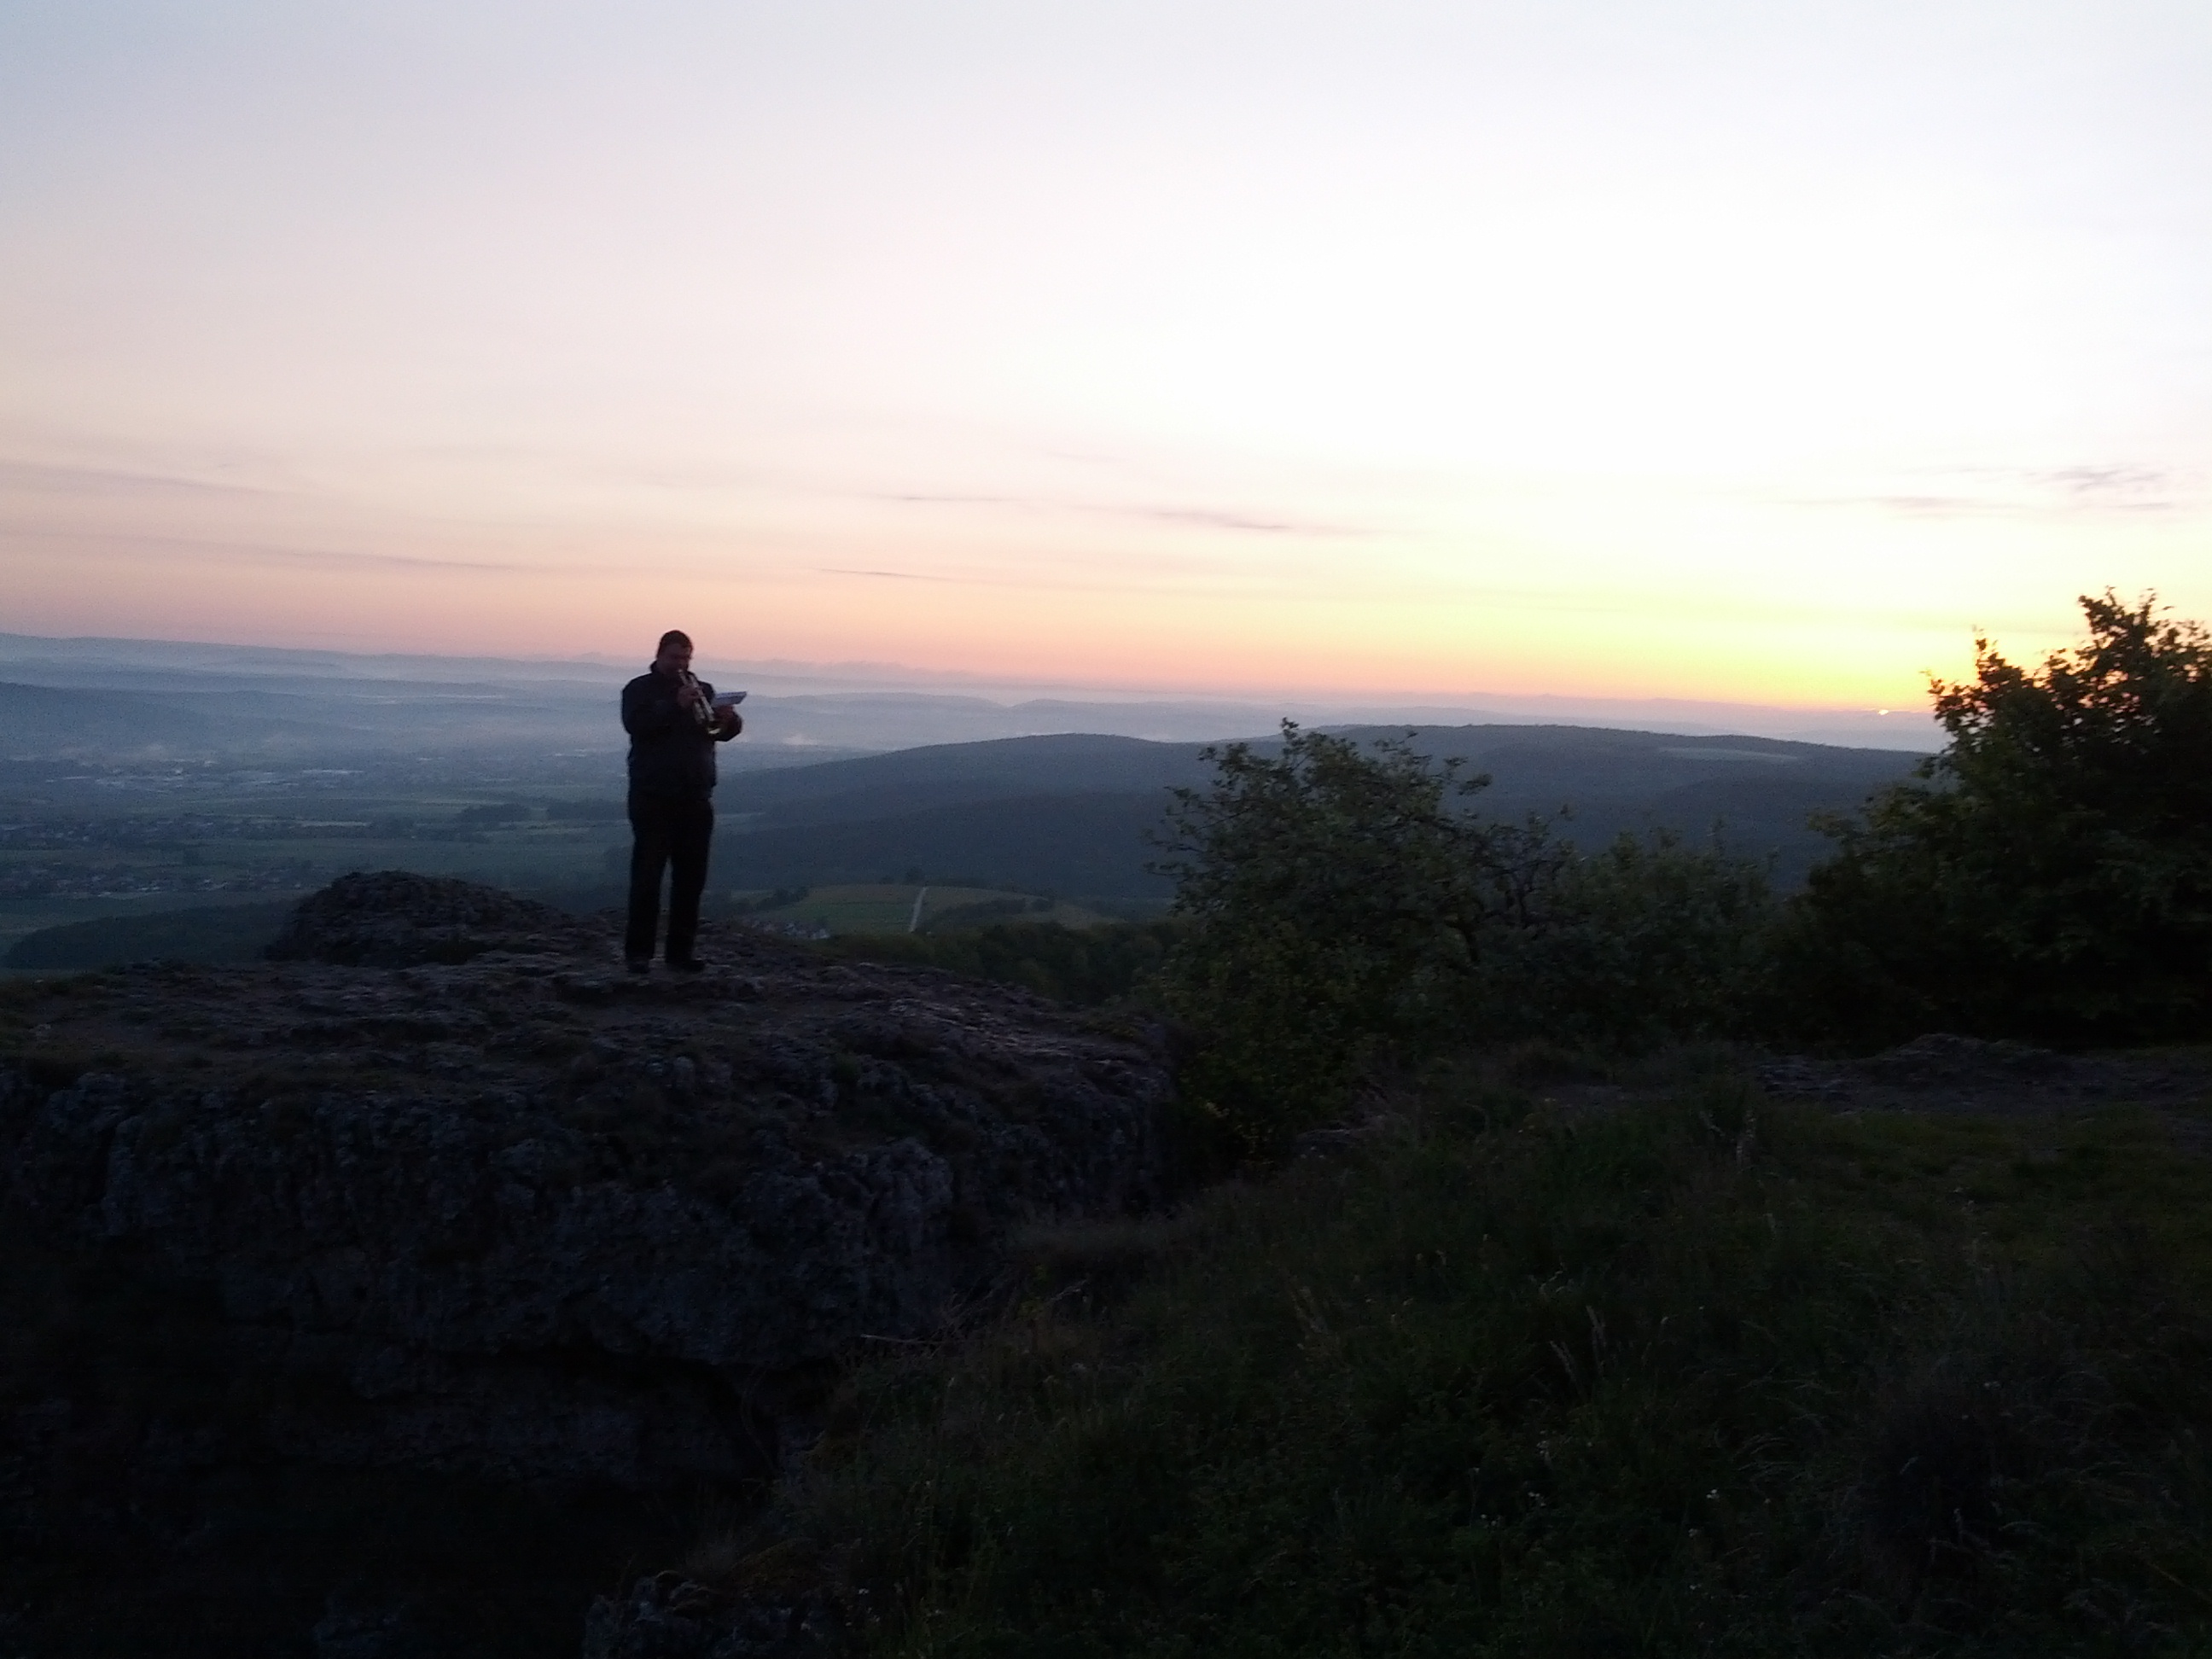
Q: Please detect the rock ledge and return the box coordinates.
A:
[1,876,1172,1624]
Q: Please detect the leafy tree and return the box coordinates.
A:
[1153,725,1773,1147]
[1476,829,1773,1052]
[1786,591,2212,1043]
[1150,725,1506,1144]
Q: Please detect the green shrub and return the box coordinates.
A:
[1473,829,1774,1051]
[1150,725,1519,1147]
[1151,725,1773,1149]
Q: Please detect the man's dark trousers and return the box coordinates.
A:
[626,792,713,963]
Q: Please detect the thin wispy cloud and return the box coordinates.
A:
[0,459,285,502]
[4,527,517,575]
[1780,464,2193,520]
[869,489,1359,538]
[1130,506,1334,535]
[816,567,975,584]
[2032,465,2180,500]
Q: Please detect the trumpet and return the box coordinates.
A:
[678,669,716,731]
[681,671,744,733]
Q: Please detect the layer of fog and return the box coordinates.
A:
[0,632,1941,765]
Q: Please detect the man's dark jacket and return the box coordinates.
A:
[622,668,737,798]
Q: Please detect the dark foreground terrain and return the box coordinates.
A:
[0,875,1170,1656]
[5,876,2210,1657]
[630,1043,2212,1659]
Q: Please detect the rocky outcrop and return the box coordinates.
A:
[0,876,1171,1651]
[265,868,598,966]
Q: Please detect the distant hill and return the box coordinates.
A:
[719,734,1217,830]
[1336,725,1917,880]
[0,680,224,758]
[3,901,294,969]
[0,676,616,762]
[720,791,1180,899]
[711,725,1921,898]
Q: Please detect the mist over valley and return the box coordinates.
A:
[3,633,1920,969]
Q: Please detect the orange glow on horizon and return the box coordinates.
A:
[0,521,2003,713]
[3,6,2206,715]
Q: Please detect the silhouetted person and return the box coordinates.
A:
[622,630,741,971]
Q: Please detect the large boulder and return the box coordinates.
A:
[5,908,1167,1489]
[265,869,597,967]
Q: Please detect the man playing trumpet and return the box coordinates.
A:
[620,629,742,972]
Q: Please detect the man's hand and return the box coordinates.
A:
[676,680,706,712]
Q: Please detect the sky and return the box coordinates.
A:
[2,0,2207,713]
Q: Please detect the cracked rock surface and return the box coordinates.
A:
[0,876,1171,1654]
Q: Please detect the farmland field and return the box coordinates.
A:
[740,883,1109,936]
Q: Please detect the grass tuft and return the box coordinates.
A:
[740,1059,2212,1656]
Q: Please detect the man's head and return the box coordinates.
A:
[653,631,694,676]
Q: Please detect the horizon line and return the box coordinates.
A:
[0,626,1940,725]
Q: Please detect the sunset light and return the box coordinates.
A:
[9,13,2212,1644]
[3,2,2207,709]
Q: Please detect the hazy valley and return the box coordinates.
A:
[1,635,1920,970]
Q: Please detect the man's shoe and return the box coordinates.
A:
[625,958,652,975]
[667,956,707,974]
